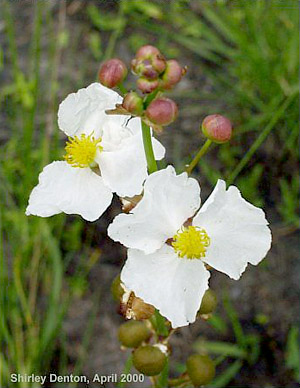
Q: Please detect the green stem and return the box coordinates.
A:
[186,139,212,174]
[144,89,160,107]
[226,93,296,185]
[168,376,190,387]
[142,121,158,174]
[118,82,127,95]
[117,355,133,388]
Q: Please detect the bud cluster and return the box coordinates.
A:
[97,45,233,142]
[131,45,185,94]
[97,45,185,129]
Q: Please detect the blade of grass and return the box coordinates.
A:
[68,291,101,388]
[227,93,297,184]
[223,295,246,349]
[209,360,243,388]
[194,340,246,359]
[117,355,133,388]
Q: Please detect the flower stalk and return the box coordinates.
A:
[142,121,158,174]
[185,139,212,174]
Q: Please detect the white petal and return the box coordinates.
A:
[98,134,147,197]
[26,161,113,221]
[152,136,166,160]
[121,245,210,328]
[193,180,272,280]
[101,117,165,157]
[108,166,200,254]
[100,118,140,151]
[58,83,127,137]
[98,129,165,197]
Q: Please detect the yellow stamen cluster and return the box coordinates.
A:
[64,133,102,168]
[172,226,210,259]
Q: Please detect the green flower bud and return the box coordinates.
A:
[122,92,144,116]
[111,275,124,302]
[201,114,232,144]
[186,354,215,387]
[145,97,178,126]
[118,321,151,348]
[98,58,127,88]
[198,289,217,315]
[133,345,167,376]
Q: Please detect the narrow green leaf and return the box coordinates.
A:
[285,326,300,382]
[157,358,169,388]
[194,339,247,359]
[209,360,243,388]
[207,314,228,335]
[223,295,246,348]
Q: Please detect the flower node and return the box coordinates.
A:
[172,226,210,259]
[64,133,102,168]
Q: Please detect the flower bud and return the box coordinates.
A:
[145,97,178,126]
[133,345,167,376]
[122,92,144,116]
[198,289,217,315]
[137,77,159,94]
[98,58,127,88]
[186,354,215,386]
[201,114,232,144]
[136,45,161,60]
[120,291,155,320]
[118,321,151,348]
[132,59,157,79]
[160,60,184,89]
[132,45,166,78]
[111,274,125,302]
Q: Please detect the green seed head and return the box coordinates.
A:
[198,289,217,315]
[132,345,167,376]
[186,354,215,387]
[110,275,124,302]
[118,321,151,348]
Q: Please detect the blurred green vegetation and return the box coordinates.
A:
[1,0,299,387]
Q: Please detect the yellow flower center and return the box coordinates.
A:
[172,226,210,259]
[64,134,102,168]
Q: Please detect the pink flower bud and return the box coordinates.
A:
[202,114,232,143]
[151,55,166,74]
[146,97,178,126]
[160,60,184,89]
[137,60,159,79]
[98,58,127,88]
[131,45,166,79]
[137,77,159,94]
[122,92,144,116]
[136,45,161,60]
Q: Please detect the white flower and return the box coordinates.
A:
[108,166,272,328]
[26,83,165,221]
